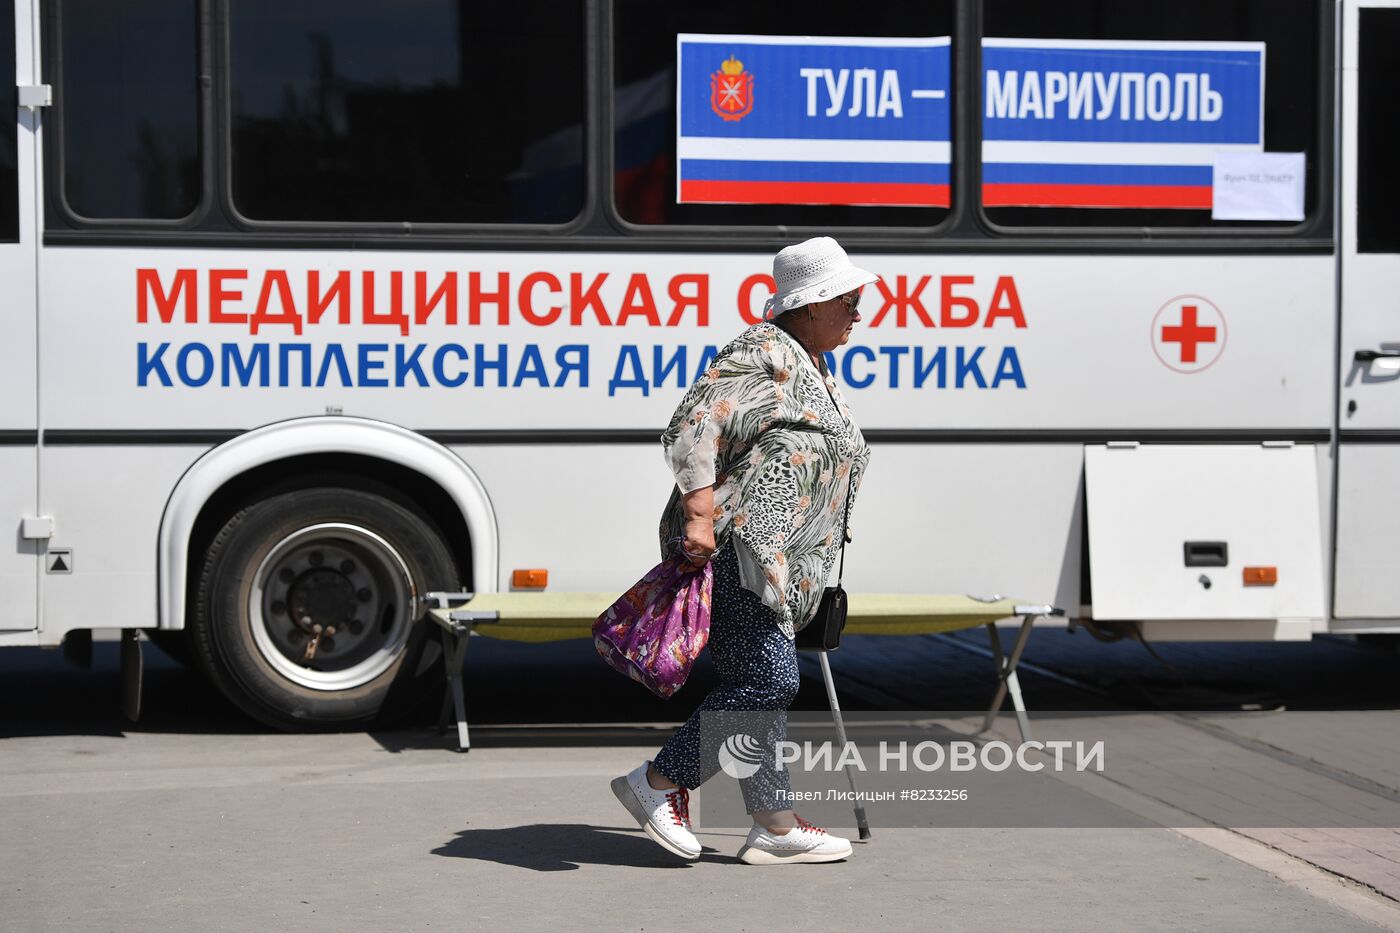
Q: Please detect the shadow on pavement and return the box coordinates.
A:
[0,641,261,739]
[4,628,1397,746]
[370,725,681,752]
[431,823,733,871]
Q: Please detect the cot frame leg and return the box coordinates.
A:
[980,615,1035,743]
[436,625,474,752]
[818,651,871,840]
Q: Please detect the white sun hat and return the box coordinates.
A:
[763,236,879,317]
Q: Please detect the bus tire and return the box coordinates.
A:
[190,486,458,730]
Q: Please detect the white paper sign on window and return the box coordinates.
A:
[1211,151,1305,221]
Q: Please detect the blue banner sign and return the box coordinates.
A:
[676,34,951,207]
[981,39,1265,209]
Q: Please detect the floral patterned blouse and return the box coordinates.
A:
[659,321,871,639]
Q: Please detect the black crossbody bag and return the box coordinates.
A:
[794,482,851,651]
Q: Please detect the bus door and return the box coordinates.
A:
[0,0,38,632]
[1335,0,1400,627]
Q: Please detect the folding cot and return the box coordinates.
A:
[424,591,1062,837]
[425,591,1060,747]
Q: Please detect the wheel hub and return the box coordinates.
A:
[249,523,415,691]
[287,567,358,635]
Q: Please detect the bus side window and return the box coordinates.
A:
[611,0,954,230]
[1,0,18,241]
[1357,9,1400,254]
[55,0,201,220]
[981,0,1325,232]
[227,0,586,226]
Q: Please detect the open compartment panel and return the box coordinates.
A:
[1084,445,1325,622]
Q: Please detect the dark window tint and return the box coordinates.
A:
[1358,9,1400,253]
[58,0,200,219]
[229,0,585,225]
[982,0,1323,229]
[0,0,16,240]
[613,0,953,227]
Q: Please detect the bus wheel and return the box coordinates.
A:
[190,487,458,730]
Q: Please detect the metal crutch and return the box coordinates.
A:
[818,651,871,840]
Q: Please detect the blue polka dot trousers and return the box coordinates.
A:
[652,539,800,813]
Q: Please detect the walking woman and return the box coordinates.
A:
[611,237,874,865]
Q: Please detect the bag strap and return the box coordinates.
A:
[814,370,855,587]
[835,477,853,585]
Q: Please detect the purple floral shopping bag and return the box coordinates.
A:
[592,556,712,698]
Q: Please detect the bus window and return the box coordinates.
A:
[981,0,1324,231]
[1358,9,1400,253]
[56,0,200,220]
[228,0,585,226]
[612,0,953,229]
[1,0,15,240]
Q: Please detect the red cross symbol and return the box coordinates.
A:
[1150,295,1227,373]
[1160,304,1218,364]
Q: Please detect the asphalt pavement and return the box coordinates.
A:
[2,627,1399,932]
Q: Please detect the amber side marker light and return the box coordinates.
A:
[512,568,549,590]
[1243,566,1278,586]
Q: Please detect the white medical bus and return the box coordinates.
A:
[2,0,1398,728]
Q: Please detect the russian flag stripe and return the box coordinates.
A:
[681,159,948,185]
[982,163,1212,187]
[677,137,951,165]
[983,183,1212,209]
[681,179,950,207]
[983,140,1259,167]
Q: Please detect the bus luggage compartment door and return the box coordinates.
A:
[1084,445,1325,625]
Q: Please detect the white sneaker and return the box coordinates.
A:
[737,816,853,865]
[611,761,702,860]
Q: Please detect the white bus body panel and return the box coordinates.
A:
[0,449,38,632]
[39,445,194,639]
[1333,0,1400,627]
[469,442,1088,606]
[844,443,1085,607]
[38,250,1333,432]
[31,246,1336,639]
[461,444,676,596]
[1,0,39,631]
[1334,444,1400,621]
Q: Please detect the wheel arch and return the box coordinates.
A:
[158,416,497,631]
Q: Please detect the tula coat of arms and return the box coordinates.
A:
[710,55,754,121]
